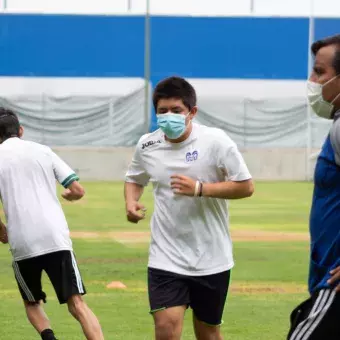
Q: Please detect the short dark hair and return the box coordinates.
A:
[311,34,340,75]
[152,76,197,111]
[0,108,20,141]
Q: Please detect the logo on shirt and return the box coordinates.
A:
[142,140,161,150]
[185,150,198,163]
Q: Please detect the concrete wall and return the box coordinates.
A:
[53,147,135,181]
[241,148,318,181]
[53,147,319,181]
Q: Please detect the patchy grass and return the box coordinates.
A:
[0,181,313,339]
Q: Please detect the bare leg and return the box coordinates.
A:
[24,300,51,334]
[193,314,223,340]
[153,306,186,340]
[67,294,104,340]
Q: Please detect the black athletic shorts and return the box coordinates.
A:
[12,250,86,304]
[287,288,340,340]
[148,267,231,326]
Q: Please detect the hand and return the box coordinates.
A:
[328,266,340,292]
[126,201,146,224]
[62,189,77,202]
[170,174,197,197]
[0,222,8,244]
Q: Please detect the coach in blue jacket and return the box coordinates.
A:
[287,34,340,340]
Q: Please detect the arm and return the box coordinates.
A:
[62,181,85,201]
[213,139,254,199]
[49,149,84,201]
[328,122,340,292]
[124,182,144,203]
[0,217,8,244]
[124,182,146,223]
[170,175,253,199]
[202,179,254,199]
[124,144,150,223]
[330,118,340,166]
[171,133,254,199]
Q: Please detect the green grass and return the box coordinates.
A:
[0,181,313,339]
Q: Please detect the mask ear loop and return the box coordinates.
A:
[318,75,340,107]
[329,75,340,105]
[330,92,340,105]
[323,73,340,87]
[186,110,193,127]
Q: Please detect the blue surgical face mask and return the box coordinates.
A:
[157,112,190,139]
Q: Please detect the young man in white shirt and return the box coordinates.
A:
[0,108,104,340]
[124,76,254,340]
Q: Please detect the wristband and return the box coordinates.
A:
[198,182,203,197]
[194,180,200,197]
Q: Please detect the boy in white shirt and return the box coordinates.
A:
[0,108,104,340]
[124,76,254,340]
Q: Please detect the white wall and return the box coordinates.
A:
[1,0,340,17]
[52,146,319,181]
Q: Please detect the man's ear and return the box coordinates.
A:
[190,106,198,119]
[18,126,24,138]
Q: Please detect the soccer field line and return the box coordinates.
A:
[70,230,309,244]
[0,281,308,298]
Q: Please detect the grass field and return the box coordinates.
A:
[0,181,314,339]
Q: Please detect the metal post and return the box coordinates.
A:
[3,0,7,11]
[109,98,114,136]
[41,93,46,144]
[250,0,255,14]
[306,0,315,181]
[243,99,248,148]
[143,0,151,133]
[127,0,132,11]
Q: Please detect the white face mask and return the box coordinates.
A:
[307,75,340,119]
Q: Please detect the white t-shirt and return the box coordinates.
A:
[0,138,78,261]
[125,123,252,276]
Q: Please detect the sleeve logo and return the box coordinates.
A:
[142,140,162,150]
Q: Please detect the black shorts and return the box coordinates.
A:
[287,288,340,340]
[12,250,86,304]
[148,267,231,326]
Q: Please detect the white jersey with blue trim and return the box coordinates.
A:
[0,138,78,261]
[125,123,252,276]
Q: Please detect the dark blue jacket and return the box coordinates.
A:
[309,112,340,294]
